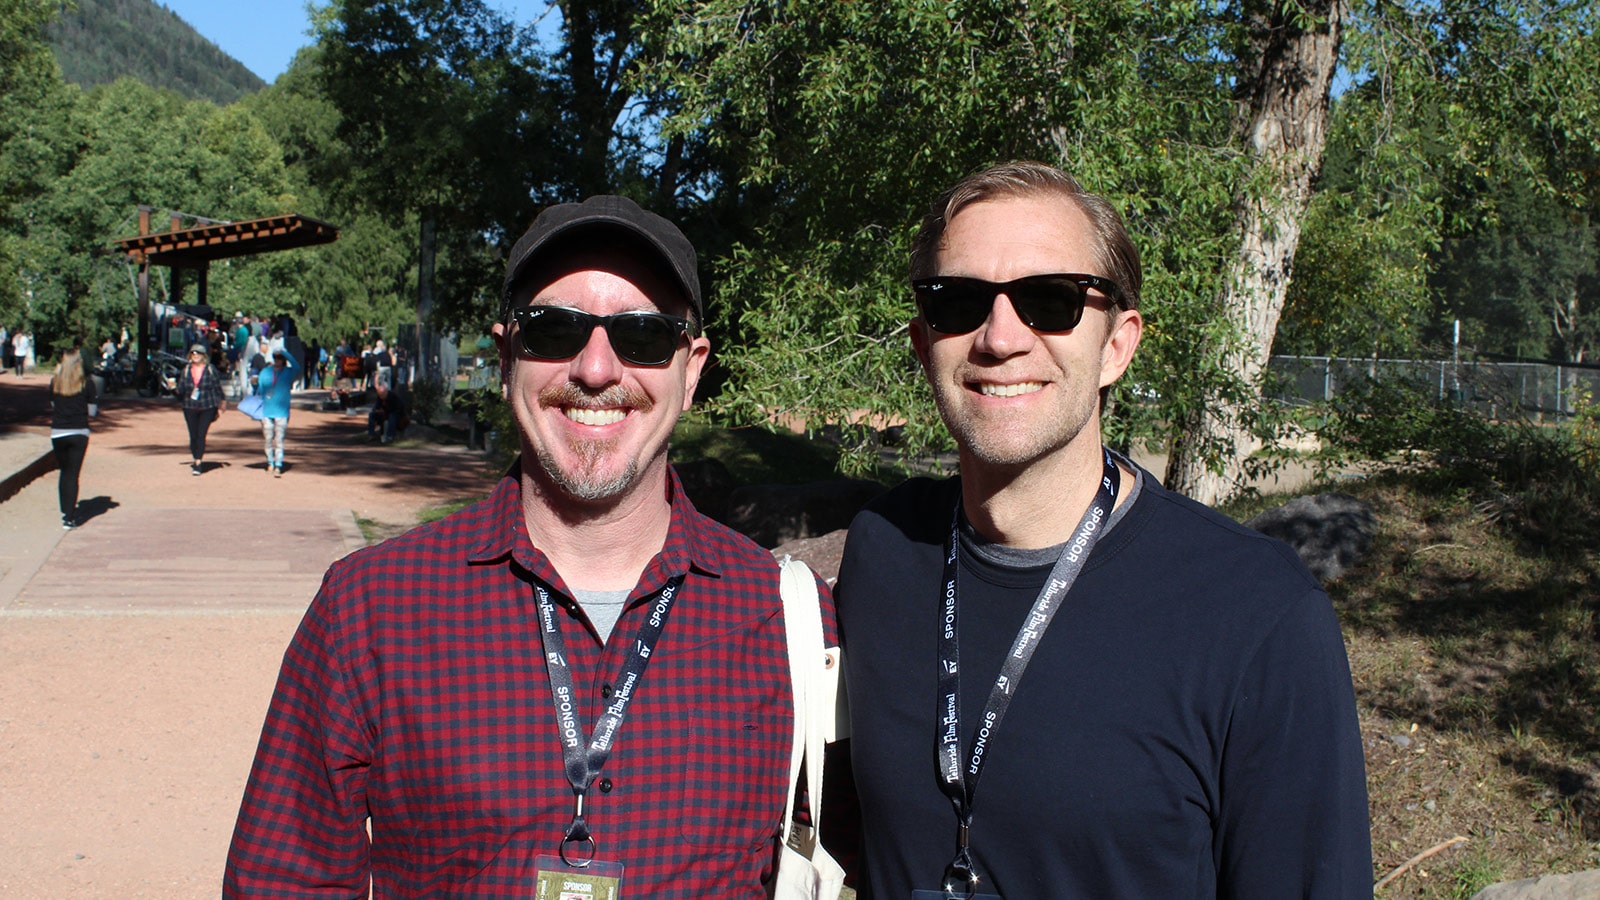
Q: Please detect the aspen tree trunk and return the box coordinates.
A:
[1164,0,1346,505]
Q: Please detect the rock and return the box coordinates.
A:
[724,479,885,548]
[1245,492,1376,583]
[1470,869,1600,899]
[772,530,848,584]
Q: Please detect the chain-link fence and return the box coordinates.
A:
[1267,356,1600,421]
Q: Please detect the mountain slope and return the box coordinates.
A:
[48,0,266,104]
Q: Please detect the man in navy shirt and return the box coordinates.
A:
[832,161,1371,898]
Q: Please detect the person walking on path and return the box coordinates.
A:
[177,343,227,476]
[12,328,32,376]
[50,345,97,528]
[253,346,298,477]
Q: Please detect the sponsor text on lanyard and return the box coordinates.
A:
[533,575,684,866]
[935,450,1119,898]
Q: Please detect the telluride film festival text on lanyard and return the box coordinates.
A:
[530,575,685,900]
[926,449,1120,900]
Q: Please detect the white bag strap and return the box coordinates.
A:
[779,556,825,846]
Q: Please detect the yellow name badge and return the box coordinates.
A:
[534,855,623,900]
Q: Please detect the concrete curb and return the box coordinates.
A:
[0,446,53,505]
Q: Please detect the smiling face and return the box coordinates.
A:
[910,194,1142,474]
[493,248,710,508]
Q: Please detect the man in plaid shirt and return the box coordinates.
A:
[225,196,829,898]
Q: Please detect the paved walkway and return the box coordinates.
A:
[0,372,498,898]
[0,371,1344,898]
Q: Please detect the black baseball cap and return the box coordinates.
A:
[501,195,701,324]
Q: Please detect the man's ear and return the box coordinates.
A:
[909,318,933,379]
[491,322,512,398]
[680,334,712,411]
[1098,308,1143,389]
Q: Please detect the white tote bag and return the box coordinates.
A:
[774,558,848,900]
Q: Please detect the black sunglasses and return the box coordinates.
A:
[911,273,1121,335]
[508,305,697,367]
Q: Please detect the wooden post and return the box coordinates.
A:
[168,213,184,319]
[135,206,151,380]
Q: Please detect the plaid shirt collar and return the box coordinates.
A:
[465,462,723,601]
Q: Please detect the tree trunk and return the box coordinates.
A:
[1163,0,1346,505]
[559,0,633,198]
[417,210,437,380]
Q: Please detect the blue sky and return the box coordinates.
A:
[158,0,559,84]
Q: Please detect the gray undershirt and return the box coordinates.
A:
[571,588,630,644]
[961,452,1144,569]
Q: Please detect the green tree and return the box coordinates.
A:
[240,47,415,344]
[638,0,1272,475]
[1282,0,1600,369]
[11,77,297,352]
[316,0,558,352]
[1422,0,1600,364]
[1273,43,1447,361]
[1157,0,1347,504]
[1432,187,1597,363]
[0,0,71,327]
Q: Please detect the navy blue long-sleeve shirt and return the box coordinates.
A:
[835,460,1371,899]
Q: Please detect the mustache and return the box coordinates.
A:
[537,382,654,413]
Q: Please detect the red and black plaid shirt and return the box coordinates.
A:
[225,467,833,897]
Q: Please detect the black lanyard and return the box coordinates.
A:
[935,450,1120,898]
[533,575,684,866]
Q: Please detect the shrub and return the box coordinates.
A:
[408,375,449,426]
[1317,375,1600,558]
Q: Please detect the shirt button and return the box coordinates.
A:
[599,778,614,793]
[600,683,614,699]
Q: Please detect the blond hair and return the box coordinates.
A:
[909,160,1142,311]
[52,348,86,396]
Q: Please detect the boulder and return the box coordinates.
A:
[1470,869,1600,900]
[1245,492,1376,583]
[771,529,848,584]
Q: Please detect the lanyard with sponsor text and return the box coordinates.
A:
[533,575,684,867]
[935,450,1119,899]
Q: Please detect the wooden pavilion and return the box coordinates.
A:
[110,206,338,373]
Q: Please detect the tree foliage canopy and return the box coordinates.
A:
[1,0,1596,493]
[637,0,1253,471]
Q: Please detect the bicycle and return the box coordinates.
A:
[135,351,184,398]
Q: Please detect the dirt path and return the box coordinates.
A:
[0,374,499,898]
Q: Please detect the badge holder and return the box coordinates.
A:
[533,855,622,900]
[534,800,623,899]
[906,828,1002,899]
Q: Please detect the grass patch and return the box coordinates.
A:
[353,515,386,544]
[1332,473,1600,895]
[418,497,478,524]
[355,497,482,545]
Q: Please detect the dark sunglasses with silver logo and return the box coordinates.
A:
[508,305,698,367]
[911,273,1122,335]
